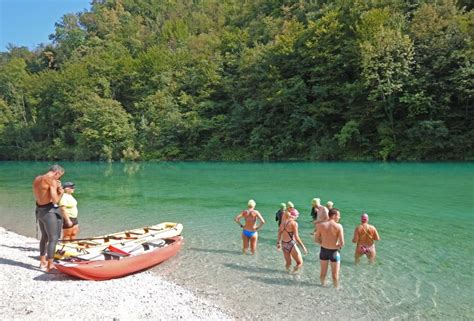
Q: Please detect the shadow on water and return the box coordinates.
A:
[187,247,241,255]
[223,262,282,274]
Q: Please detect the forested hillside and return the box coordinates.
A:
[0,0,472,161]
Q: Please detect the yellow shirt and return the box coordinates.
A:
[59,193,78,218]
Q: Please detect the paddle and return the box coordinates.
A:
[69,236,165,261]
[58,235,138,243]
[57,225,172,243]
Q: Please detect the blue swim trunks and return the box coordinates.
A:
[242,229,257,238]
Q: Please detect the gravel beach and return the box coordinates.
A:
[0,227,234,321]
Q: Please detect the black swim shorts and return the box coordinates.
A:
[319,247,341,262]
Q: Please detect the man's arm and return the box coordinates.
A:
[49,179,63,204]
[338,225,345,248]
[315,227,322,244]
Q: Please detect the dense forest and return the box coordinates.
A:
[0,0,472,161]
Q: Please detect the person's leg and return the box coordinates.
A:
[367,247,376,264]
[291,246,303,273]
[283,251,292,271]
[354,248,362,264]
[70,224,79,240]
[320,260,329,286]
[249,234,258,254]
[330,260,341,288]
[62,227,72,240]
[43,211,62,271]
[37,214,48,268]
[241,234,249,254]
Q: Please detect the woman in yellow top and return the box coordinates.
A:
[59,182,79,240]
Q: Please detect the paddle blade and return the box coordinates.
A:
[107,245,131,256]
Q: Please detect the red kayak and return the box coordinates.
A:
[55,236,183,280]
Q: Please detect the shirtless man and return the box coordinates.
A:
[352,213,380,264]
[33,164,68,272]
[315,208,344,288]
[234,200,265,255]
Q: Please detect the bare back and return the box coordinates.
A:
[33,174,60,205]
[354,224,379,246]
[242,210,260,231]
[316,221,344,250]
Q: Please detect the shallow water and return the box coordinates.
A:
[1,161,473,320]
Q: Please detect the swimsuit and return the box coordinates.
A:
[358,244,374,255]
[62,217,79,229]
[242,229,257,238]
[281,222,296,253]
[357,225,375,255]
[319,247,341,262]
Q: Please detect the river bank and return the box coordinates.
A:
[0,227,233,321]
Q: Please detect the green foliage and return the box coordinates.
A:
[0,0,472,160]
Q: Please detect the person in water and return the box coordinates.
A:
[315,208,344,288]
[33,164,68,272]
[352,213,380,264]
[310,198,318,221]
[277,207,307,273]
[59,181,79,240]
[234,200,265,254]
[326,201,334,210]
[312,198,329,225]
[275,203,286,227]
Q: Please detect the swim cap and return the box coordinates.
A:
[248,199,256,207]
[279,202,286,209]
[361,213,369,222]
[287,201,294,208]
[311,198,320,206]
[289,208,299,218]
[327,201,334,208]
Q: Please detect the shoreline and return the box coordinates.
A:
[0,226,234,321]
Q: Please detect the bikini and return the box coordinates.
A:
[281,221,296,253]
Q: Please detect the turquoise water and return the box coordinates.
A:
[1,162,473,320]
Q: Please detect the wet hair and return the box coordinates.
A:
[48,164,64,173]
[328,208,340,217]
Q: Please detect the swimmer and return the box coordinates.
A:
[352,213,380,264]
[234,200,265,254]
